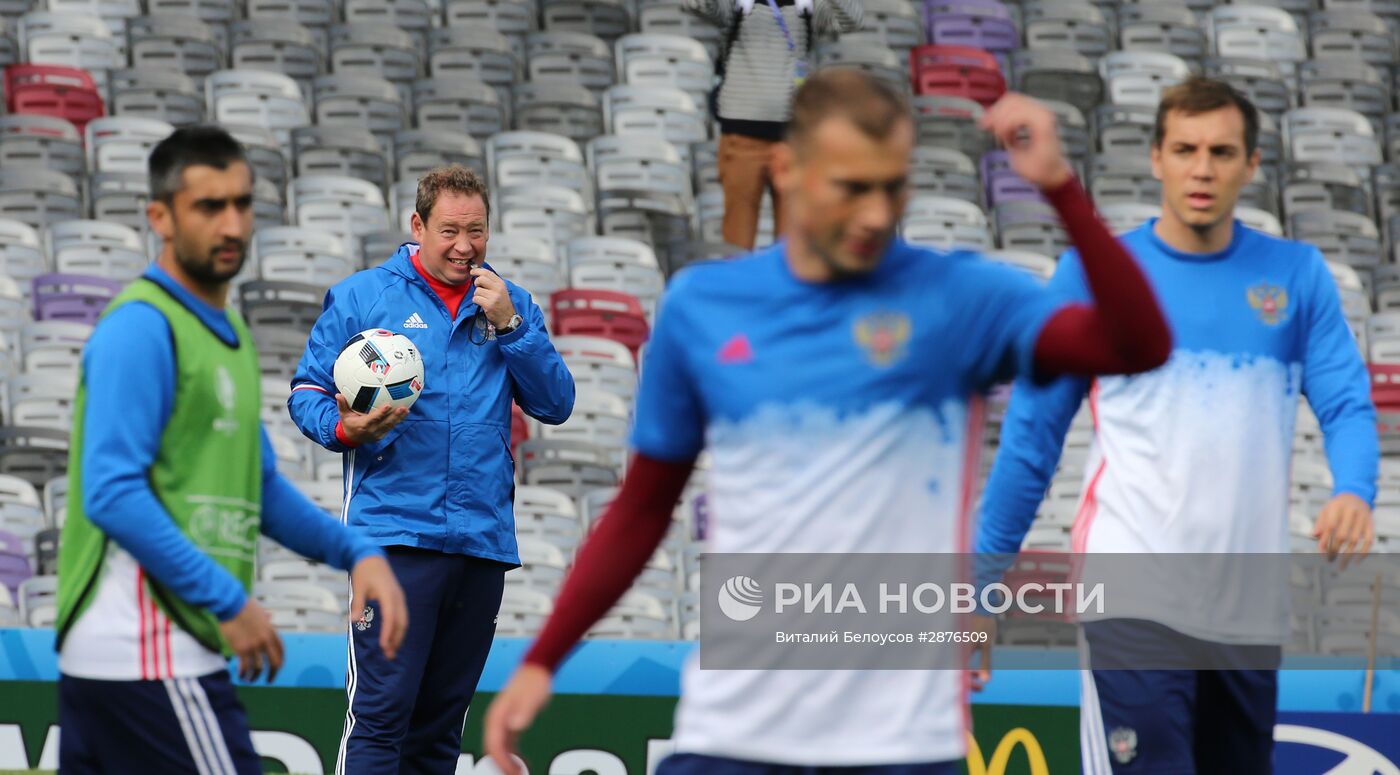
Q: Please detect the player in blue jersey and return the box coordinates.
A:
[976,77,1379,773]
[481,69,1175,774]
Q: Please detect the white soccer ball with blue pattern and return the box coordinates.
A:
[332,329,425,413]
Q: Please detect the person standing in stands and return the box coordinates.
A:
[288,165,575,775]
[54,126,407,774]
[689,0,864,249]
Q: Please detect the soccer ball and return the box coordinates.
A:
[333,329,425,413]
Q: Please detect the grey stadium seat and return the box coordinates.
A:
[230,19,324,87]
[1118,3,1206,61]
[393,130,485,181]
[1093,104,1156,155]
[126,15,223,85]
[343,0,433,49]
[413,77,506,139]
[88,172,152,232]
[1307,9,1395,65]
[1089,154,1162,206]
[0,115,85,179]
[0,169,81,230]
[314,74,406,145]
[1205,57,1293,115]
[291,126,388,189]
[540,0,631,40]
[329,24,422,90]
[1012,48,1104,116]
[428,28,520,102]
[109,68,205,125]
[912,95,989,160]
[910,147,982,204]
[1282,162,1372,219]
[1291,209,1383,268]
[513,79,605,143]
[527,31,617,93]
[1023,0,1113,58]
[223,123,289,192]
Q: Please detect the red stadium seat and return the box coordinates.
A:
[3,65,106,133]
[909,44,1006,107]
[551,288,651,359]
[1370,364,1400,410]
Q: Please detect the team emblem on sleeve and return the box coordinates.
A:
[854,311,912,367]
[1247,283,1290,326]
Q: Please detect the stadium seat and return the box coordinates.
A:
[911,94,988,159]
[3,64,105,133]
[343,0,434,50]
[83,171,148,233]
[1292,208,1384,267]
[984,248,1058,278]
[31,273,119,324]
[17,573,55,627]
[1119,3,1207,62]
[589,589,673,639]
[394,129,485,183]
[617,33,715,108]
[252,226,354,287]
[909,44,1007,106]
[239,279,326,332]
[540,0,631,40]
[996,200,1069,256]
[444,0,537,63]
[1011,48,1104,116]
[109,68,205,126]
[223,123,289,193]
[637,1,723,61]
[1099,51,1191,107]
[537,389,629,462]
[497,584,553,635]
[0,114,84,181]
[413,77,506,140]
[127,15,223,86]
[1089,153,1162,206]
[292,126,388,189]
[315,74,406,148]
[550,287,650,356]
[229,19,325,88]
[1093,103,1157,155]
[564,236,664,317]
[427,28,519,106]
[527,31,616,93]
[496,184,590,249]
[289,174,391,241]
[1022,0,1112,58]
[602,85,708,163]
[18,13,122,92]
[1299,58,1389,126]
[902,194,992,250]
[147,0,237,48]
[553,334,637,401]
[816,40,908,93]
[924,0,1018,52]
[1281,162,1371,220]
[208,69,311,149]
[518,439,619,498]
[84,116,174,175]
[982,150,1041,206]
[909,146,981,203]
[1098,202,1160,235]
[481,232,565,298]
[1236,206,1285,235]
[1206,56,1293,115]
[261,559,347,603]
[329,24,422,92]
[255,580,342,631]
[0,427,68,489]
[1285,106,1384,168]
[1308,9,1395,65]
[513,79,606,142]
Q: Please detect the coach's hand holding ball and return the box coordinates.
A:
[335,396,409,445]
[979,93,1074,192]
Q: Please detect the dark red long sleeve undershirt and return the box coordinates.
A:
[522,176,1172,672]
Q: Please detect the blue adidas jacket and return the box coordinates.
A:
[288,243,575,565]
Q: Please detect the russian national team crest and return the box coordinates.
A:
[854,311,911,367]
[1108,727,1138,764]
[1248,283,1290,325]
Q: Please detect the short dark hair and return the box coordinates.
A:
[787,69,912,150]
[148,126,252,203]
[1153,76,1260,157]
[416,165,491,225]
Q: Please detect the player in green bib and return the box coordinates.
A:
[54,126,408,774]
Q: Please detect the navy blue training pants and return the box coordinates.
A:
[337,547,506,775]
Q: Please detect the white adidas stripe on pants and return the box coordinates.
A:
[163,678,237,775]
[336,449,358,775]
[1078,635,1114,775]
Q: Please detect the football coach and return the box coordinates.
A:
[287,165,575,774]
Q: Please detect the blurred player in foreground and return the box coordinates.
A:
[483,69,1175,774]
[53,126,407,774]
[977,77,1379,773]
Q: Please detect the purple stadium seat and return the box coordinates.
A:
[925,0,1019,52]
[31,273,123,324]
[0,529,33,599]
[981,150,1043,206]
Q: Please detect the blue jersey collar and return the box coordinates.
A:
[1144,217,1246,263]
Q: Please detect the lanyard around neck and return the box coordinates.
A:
[764,0,799,52]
